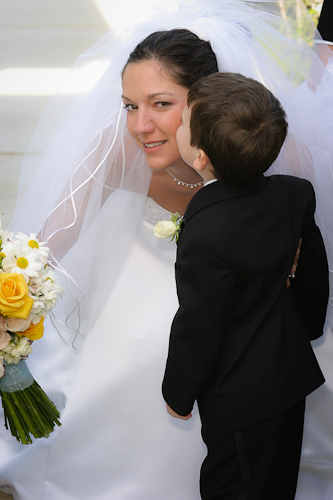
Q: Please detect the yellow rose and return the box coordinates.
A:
[0,273,33,319]
[17,317,44,341]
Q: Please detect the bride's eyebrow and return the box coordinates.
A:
[121,91,175,101]
[147,92,175,99]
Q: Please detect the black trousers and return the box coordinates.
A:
[200,399,305,500]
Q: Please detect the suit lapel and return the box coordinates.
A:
[183,175,267,223]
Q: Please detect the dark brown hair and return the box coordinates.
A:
[122,29,218,89]
[188,72,288,185]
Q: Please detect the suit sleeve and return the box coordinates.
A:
[288,182,329,340]
[162,231,235,416]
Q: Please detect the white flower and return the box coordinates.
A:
[30,300,45,317]
[0,356,4,378]
[154,221,178,239]
[0,233,10,270]
[41,269,63,296]
[154,212,184,242]
[10,337,32,357]
[1,335,33,363]
[15,232,50,263]
[27,276,43,296]
[0,230,14,248]
[24,269,64,319]
[2,241,43,283]
[0,216,14,253]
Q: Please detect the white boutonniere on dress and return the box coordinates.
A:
[154,212,184,243]
[0,216,63,444]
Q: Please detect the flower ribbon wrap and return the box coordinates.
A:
[0,360,61,445]
[0,218,62,444]
[0,360,34,391]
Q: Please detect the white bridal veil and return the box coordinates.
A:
[10,0,333,348]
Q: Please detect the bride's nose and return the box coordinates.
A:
[133,109,155,135]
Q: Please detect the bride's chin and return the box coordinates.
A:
[144,152,191,174]
[146,164,170,173]
[145,158,181,172]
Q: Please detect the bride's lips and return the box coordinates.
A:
[142,140,166,153]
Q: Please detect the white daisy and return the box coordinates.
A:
[41,269,63,295]
[2,241,43,283]
[15,232,50,263]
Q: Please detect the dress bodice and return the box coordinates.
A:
[144,197,173,225]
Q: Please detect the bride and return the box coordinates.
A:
[0,1,333,499]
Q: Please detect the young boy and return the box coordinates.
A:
[162,72,329,500]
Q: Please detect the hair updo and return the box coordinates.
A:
[122,28,218,89]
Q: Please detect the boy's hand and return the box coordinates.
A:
[166,404,192,420]
[286,238,302,288]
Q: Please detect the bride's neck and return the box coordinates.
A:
[148,165,204,216]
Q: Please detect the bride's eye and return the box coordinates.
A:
[123,103,137,112]
[155,101,171,109]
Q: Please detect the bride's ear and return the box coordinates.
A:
[193,149,210,172]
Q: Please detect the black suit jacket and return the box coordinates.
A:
[162,175,328,433]
[317,0,333,42]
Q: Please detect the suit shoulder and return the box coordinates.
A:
[267,175,314,196]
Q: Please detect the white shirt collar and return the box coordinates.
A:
[204,178,218,187]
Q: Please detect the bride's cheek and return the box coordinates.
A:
[126,118,135,136]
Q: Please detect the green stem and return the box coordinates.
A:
[1,390,31,445]
[20,388,53,436]
[1,379,62,444]
[10,391,42,439]
[29,383,61,423]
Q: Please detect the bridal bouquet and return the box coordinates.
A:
[0,218,63,444]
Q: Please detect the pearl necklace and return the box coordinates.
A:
[165,169,205,189]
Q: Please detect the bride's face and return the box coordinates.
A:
[122,60,189,171]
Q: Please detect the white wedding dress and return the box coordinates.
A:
[294,60,333,500]
[0,199,205,500]
[295,307,333,500]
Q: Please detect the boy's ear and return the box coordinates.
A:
[193,149,210,172]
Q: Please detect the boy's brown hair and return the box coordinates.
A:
[187,72,288,186]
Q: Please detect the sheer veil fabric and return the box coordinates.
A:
[1,0,333,498]
[9,0,333,348]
